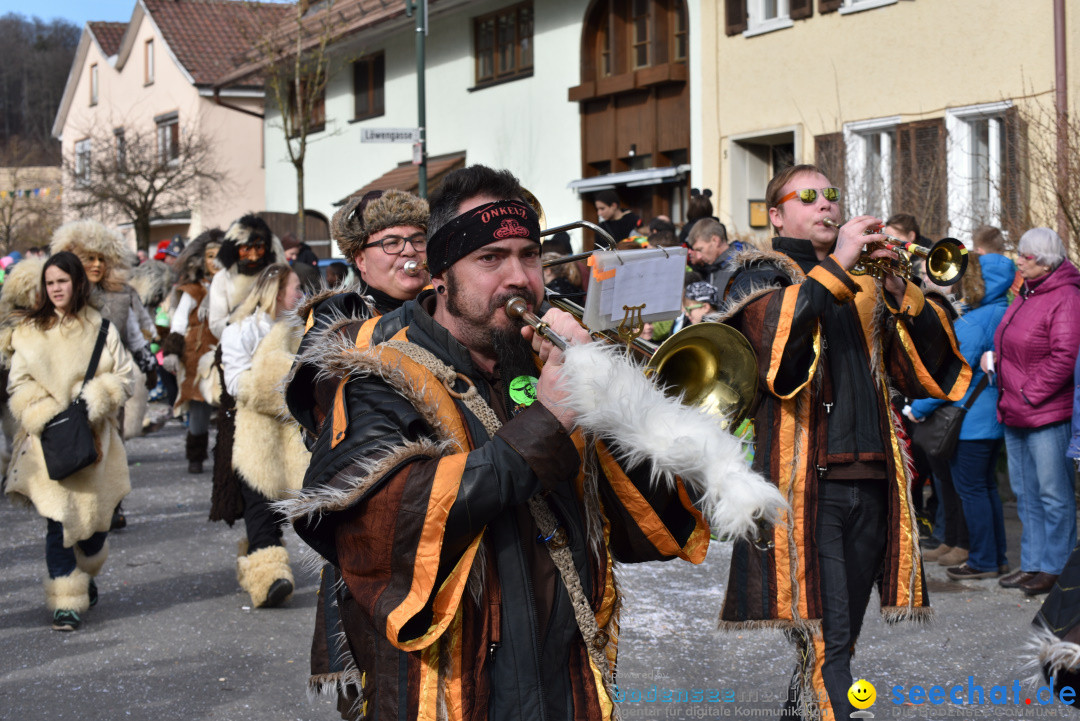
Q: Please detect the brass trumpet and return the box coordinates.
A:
[822,218,968,285]
[505,296,758,428]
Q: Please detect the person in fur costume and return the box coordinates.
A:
[161,229,224,473]
[280,188,428,711]
[129,258,180,415]
[279,166,780,721]
[207,214,284,519]
[0,257,45,474]
[4,252,135,631]
[713,165,970,721]
[217,263,306,608]
[51,219,156,530]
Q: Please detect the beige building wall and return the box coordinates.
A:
[58,14,264,242]
[698,0,1077,242]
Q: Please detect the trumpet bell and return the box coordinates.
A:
[924,238,968,286]
[646,322,758,428]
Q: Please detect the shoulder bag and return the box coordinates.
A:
[911,374,989,464]
[40,319,110,480]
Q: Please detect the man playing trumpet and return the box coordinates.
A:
[715,164,970,720]
[281,165,729,721]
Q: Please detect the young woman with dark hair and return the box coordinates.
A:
[4,250,135,631]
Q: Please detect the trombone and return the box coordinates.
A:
[822,218,968,285]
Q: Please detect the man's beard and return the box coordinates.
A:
[444,268,538,358]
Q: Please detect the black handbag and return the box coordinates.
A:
[40,320,110,481]
[911,374,989,463]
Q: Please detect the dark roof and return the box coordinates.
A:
[217,0,419,87]
[335,152,466,206]
[143,0,292,86]
[88,21,127,57]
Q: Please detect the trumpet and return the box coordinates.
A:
[403,260,424,277]
[505,296,758,429]
[822,218,968,285]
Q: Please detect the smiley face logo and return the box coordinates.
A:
[848,679,876,709]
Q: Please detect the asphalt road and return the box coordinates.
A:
[0,411,1067,720]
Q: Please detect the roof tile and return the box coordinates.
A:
[88,21,127,57]
[142,0,292,86]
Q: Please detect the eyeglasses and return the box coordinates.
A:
[777,187,841,206]
[684,303,705,312]
[360,233,427,255]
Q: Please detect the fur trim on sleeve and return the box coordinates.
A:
[82,373,128,424]
[556,342,788,541]
[8,383,64,436]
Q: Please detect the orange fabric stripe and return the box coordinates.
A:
[810,632,835,721]
[353,316,380,350]
[330,378,348,449]
[385,452,468,649]
[807,261,856,303]
[304,309,316,333]
[765,287,821,400]
[417,642,440,721]
[772,396,797,620]
[445,606,465,721]
[895,302,971,401]
[889,409,921,608]
[596,442,707,563]
[896,281,926,317]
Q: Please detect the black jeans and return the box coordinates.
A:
[240,481,285,553]
[815,478,887,720]
[45,519,108,579]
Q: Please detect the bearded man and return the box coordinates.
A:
[281,165,714,721]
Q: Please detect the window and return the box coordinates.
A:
[89,64,99,106]
[114,128,126,171]
[288,81,326,136]
[353,53,385,121]
[474,3,533,86]
[839,0,899,14]
[145,39,154,84]
[631,0,651,69]
[745,0,792,36]
[843,117,899,219]
[75,138,91,186]
[673,4,688,62]
[946,101,1012,239]
[156,112,179,165]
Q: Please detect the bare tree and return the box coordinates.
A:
[0,137,61,253]
[62,123,225,251]
[245,1,339,241]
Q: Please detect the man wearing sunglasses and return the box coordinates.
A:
[716,164,970,720]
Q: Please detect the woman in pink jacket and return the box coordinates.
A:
[994,227,1080,596]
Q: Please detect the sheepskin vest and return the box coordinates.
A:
[232,320,308,499]
[4,308,134,546]
[175,282,217,407]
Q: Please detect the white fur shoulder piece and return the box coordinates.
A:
[557,342,788,541]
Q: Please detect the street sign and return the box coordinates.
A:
[361,127,421,143]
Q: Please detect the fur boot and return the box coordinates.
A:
[236,542,294,608]
[186,432,209,473]
[74,541,109,577]
[44,568,92,613]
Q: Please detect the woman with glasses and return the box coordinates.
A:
[219,263,306,609]
[992,228,1080,596]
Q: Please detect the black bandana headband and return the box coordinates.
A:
[427,199,541,275]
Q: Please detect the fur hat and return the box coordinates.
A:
[129,259,176,307]
[216,214,285,272]
[50,220,131,274]
[331,189,428,261]
[175,228,225,285]
[0,257,45,316]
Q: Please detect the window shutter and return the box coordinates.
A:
[790,0,813,20]
[1000,106,1027,240]
[894,118,947,239]
[818,0,843,13]
[725,0,747,36]
[815,132,846,202]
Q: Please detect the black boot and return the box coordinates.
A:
[186,432,209,474]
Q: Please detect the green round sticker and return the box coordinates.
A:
[509,375,539,407]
